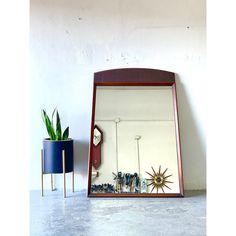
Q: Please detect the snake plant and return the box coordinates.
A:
[41,108,69,140]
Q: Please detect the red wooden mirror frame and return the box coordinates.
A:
[87,68,184,197]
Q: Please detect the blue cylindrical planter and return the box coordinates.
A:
[43,139,74,174]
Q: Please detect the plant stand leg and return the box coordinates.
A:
[62,150,66,198]
[72,171,74,192]
[41,149,44,197]
[51,174,53,191]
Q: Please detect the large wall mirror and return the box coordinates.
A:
[88,68,184,197]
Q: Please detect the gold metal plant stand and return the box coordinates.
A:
[41,149,75,198]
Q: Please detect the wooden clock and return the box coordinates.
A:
[92,125,103,169]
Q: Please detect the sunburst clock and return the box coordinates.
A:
[146,166,173,193]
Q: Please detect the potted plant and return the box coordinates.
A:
[41,108,74,197]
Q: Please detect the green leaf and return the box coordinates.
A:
[62,127,69,140]
[51,107,57,128]
[45,114,56,140]
[41,109,56,140]
[41,109,47,124]
[56,111,62,140]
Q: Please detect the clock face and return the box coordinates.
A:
[93,127,102,146]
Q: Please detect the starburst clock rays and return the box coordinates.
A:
[146,166,173,193]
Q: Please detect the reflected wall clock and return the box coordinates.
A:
[92,125,103,169]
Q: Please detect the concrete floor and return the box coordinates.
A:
[30,190,206,236]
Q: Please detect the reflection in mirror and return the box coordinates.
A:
[88,69,184,197]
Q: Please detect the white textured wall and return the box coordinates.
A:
[30,0,206,190]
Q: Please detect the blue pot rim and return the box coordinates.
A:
[43,138,73,142]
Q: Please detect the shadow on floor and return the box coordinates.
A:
[184,190,206,198]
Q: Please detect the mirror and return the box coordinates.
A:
[88,68,184,197]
